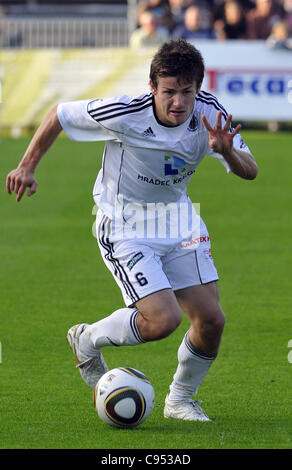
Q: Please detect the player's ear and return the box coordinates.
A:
[196,81,201,95]
[149,79,157,95]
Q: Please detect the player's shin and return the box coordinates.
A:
[79,307,145,356]
[168,332,216,402]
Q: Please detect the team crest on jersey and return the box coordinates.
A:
[164,155,186,176]
[187,113,198,132]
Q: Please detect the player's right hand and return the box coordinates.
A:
[6,167,38,202]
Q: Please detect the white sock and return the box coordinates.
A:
[168,331,216,402]
[79,307,144,356]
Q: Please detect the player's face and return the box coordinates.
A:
[150,76,198,127]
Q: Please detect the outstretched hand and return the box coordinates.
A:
[6,167,38,202]
[201,111,241,156]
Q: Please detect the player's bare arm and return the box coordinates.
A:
[202,111,258,180]
[6,104,62,202]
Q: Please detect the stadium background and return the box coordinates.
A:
[0,0,291,452]
[0,0,292,135]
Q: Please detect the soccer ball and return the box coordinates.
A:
[94,367,155,428]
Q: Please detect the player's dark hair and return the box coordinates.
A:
[150,39,205,90]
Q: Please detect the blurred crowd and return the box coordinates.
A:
[1,0,291,50]
[130,0,292,49]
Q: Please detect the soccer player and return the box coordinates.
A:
[6,39,258,422]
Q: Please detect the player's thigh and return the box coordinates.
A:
[161,216,223,324]
[162,216,219,291]
[97,214,181,330]
[97,215,171,307]
[175,281,225,332]
[175,281,221,318]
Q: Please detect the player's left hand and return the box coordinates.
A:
[201,111,241,157]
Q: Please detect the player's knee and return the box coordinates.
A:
[201,309,225,339]
[149,308,182,340]
[161,309,182,337]
[190,305,225,340]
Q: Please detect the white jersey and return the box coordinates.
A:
[57,90,250,219]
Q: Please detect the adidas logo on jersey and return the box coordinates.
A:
[143,127,156,137]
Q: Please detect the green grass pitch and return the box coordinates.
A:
[0,131,291,449]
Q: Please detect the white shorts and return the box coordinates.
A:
[96,212,219,307]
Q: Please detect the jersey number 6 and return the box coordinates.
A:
[135,272,148,286]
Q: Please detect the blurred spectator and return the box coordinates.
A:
[266,19,292,48]
[137,0,174,33]
[130,10,170,48]
[246,0,283,39]
[213,0,254,28]
[282,0,292,32]
[214,0,247,39]
[172,4,216,38]
[168,0,191,28]
[169,0,213,31]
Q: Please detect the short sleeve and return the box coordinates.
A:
[57,99,115,142]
